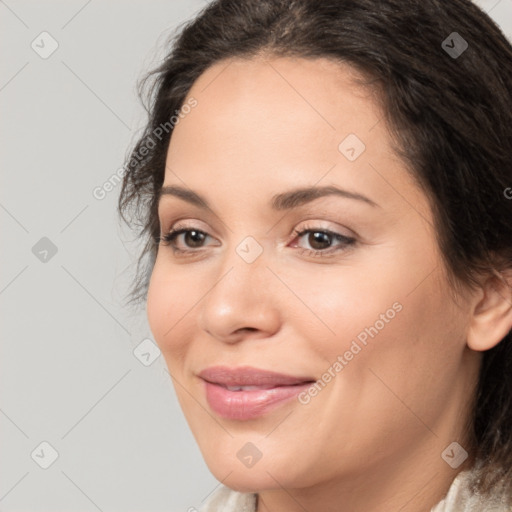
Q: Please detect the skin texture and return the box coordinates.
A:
[146,56,510,512]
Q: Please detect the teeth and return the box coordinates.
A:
[225,385,264,391]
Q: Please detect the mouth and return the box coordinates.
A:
[198,365,316,387]
[198,366,316,420]
[218,383,306,391]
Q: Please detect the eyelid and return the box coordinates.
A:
[288,218,358,244]
[158,218,212,239]
[158,219,353,241]
[157,219,358,259]
[158,222,215,247]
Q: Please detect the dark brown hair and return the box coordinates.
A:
[118,0,512,500]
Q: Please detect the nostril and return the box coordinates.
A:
[240,327,257,333]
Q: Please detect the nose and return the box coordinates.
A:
[197,247,281,344]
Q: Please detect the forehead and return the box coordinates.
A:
[175,56,381,153]
[162,56,429,222]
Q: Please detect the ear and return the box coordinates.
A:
[467,269,512,352]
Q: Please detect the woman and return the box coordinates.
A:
[118,0,512,510]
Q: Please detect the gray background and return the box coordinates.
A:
[1,1,511,511]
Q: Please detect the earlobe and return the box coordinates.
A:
[467,270,512,352]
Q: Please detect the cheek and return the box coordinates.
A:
[146,264,168,342]
[297,246,463,410]
[146,261,193,363]
[333,276,464,430]
[287,262,404,356]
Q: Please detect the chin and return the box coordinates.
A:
[202,447,311,493]
[214,469,284,494]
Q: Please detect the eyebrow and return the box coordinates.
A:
[158,184,379,210]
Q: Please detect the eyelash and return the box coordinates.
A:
[155,224,356,258]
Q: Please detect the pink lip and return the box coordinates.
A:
[198,366,315,420]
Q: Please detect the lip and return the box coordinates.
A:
[198,366,316,420]
[199,365,315,387]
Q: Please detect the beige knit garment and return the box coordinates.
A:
[199,470,511,511]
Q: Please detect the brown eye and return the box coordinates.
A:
[181,230,207,248]
[306,231,333,250]
[159,228,211,250]
[292,227,356,257]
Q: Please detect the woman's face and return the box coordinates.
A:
[147,57,480,494]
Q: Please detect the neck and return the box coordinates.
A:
[256,439,475,512]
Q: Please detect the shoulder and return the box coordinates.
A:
[197,468,511,512]
[199,485,258,512]
[431,467,511,512]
